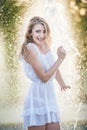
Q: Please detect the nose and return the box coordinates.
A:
[39,32,45,39]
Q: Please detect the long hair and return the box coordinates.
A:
[21,16,51,55]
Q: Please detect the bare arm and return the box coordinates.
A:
[55,69,70,91]
[55,69,66,86]
[23,46,65,82]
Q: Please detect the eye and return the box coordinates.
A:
[43,30,46,33]
[36,30,40,33]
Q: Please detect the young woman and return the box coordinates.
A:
[20,16,70,130]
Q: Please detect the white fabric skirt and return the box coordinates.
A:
[22,81,61,127]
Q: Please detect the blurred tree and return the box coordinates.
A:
[0,0,32,103]
[67,0,87,102]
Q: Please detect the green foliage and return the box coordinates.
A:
[76,0,81,5]
[77,17,87,32]
[0,0,32,102]
[0,0,26,72]
[0,0,25,30]
[68,0,87,102]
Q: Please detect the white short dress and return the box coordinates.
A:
[21,43,60,128]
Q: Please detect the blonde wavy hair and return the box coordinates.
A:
[21,16,51,55]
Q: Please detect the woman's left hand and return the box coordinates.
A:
[61,85,70,91]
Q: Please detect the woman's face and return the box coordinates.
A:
[31,23,47,45]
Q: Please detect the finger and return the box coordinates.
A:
[62,87,66,91]
[61,87,63,91]
[67,86,70,89]
[61,87,62,91]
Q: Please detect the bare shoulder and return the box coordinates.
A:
[25,45,38,56]
[22,44,38,63]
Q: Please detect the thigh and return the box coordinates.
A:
[46,122,60,130]
[28,125,46,130]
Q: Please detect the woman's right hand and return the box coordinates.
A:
[57,46,66,61]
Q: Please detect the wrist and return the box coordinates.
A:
[60,82,66,87]
[57,58,63,64]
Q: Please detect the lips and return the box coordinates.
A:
[37,38,45,41]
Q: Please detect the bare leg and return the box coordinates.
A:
[46,122,60,130]
[27,124,46,130]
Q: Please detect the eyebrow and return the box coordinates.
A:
[36,29,46,32]
[36,29,41,31]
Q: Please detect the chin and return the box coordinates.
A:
[36,41,44,45]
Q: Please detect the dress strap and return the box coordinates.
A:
[26,43,40,56]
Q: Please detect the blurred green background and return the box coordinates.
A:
[0,0,87,129]
[0,0,87,102]
[67,0,87,102]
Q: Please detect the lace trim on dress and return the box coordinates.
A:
[23,112,61,127]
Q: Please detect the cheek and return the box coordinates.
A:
[44,34,47,39]
[32,33,37,38]
[32,34,38,41]
[33,32,38,37]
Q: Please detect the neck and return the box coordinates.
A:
[38,44,44,50]
[37,43,49,54]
